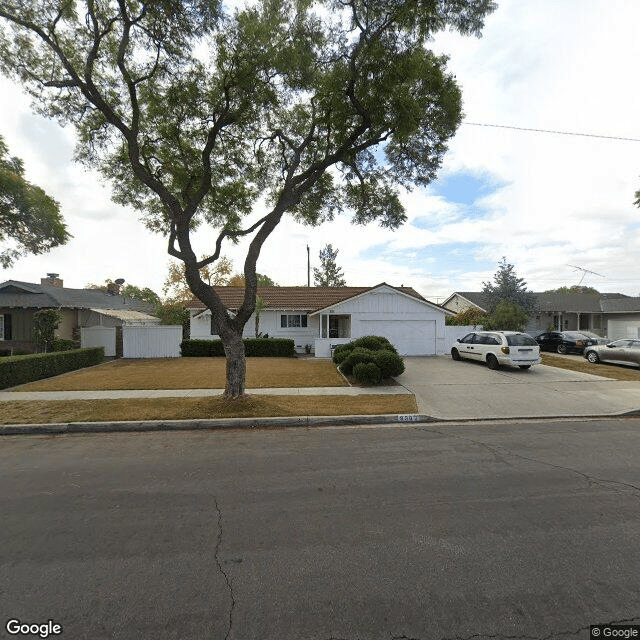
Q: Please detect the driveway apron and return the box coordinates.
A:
[397,356,640,419]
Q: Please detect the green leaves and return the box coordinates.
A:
[0,135,70,267]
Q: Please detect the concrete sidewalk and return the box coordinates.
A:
[0,386,409,401]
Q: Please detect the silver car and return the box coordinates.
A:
[584,339,640,366]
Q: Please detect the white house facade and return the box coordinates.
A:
[187,283,452,357]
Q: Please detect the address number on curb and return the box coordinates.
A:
[397,414,419,422]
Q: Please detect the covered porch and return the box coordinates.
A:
[314,313,351,357]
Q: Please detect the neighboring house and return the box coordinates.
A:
[187,283,453,356]
[0,274,159,352]
[601,297,640,339]
[441,292,489,314]
[443,290,639,338]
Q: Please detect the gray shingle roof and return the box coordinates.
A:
[448,290,635,313]
[0,280,154,312]
[600,297,640,313]
[534,292,603,313]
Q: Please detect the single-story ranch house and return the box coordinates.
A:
[187,283,453,357]
[442,291,640,339]
[0,274,158,352]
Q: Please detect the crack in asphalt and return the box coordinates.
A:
[413,426,640,500]
[214,497,235,640]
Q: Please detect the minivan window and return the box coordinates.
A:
[506,334,537,346]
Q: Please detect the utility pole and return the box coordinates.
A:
[307,245,310,287]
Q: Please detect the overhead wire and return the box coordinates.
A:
[463,122,640,143]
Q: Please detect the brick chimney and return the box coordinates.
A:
[41,273,63,287]
[107,282,121,295]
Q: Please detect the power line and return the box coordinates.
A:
[464,122,640,143]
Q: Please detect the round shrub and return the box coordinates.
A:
[374,349,405,377]
[350,335,397,353]
[332,343,354,365]
[340,347,377,375]
[353,362,382,385]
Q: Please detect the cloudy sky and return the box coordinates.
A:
[1,0,639,302]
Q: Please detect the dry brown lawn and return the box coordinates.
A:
[13,357,347,391]
[541,353,640,381]
[0,394,417,424]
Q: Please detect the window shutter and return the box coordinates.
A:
[3,313,11,340]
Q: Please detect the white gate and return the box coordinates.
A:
[122,325,182,358]
[81,326,116,357]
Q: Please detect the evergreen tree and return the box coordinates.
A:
[482,258,536,313]
[313,244,346,287]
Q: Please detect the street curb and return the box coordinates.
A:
[2,410,640,436]
[0,413,439,436]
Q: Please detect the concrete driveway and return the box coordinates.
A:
[397,356,640,419]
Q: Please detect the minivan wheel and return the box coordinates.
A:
[519,365,531,369]
[557,344,567,354]
[486,354,499,370]
[586,351,600,364]
[451,348,461,361]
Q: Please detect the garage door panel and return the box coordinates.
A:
[359,320,435,356]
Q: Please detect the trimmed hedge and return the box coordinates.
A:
[181,338,295,358]
[0,347,105,390]
[332,335,404,384]
[181,339,225,357]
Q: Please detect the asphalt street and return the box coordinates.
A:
[1,419,639,640]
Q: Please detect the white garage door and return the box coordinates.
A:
[358,320,436,356]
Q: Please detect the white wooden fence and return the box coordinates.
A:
[122,325,182,358]
[444,325,484,349]
[81,326,116,357]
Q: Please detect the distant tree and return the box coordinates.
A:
[163,257,233,302]
[154,301,190,338]
[484,300,529,332]
[121,284,161,305]
[482,258,536,314]
[445,307,488,326]
[545,286,600,296]
[313,244,346,287]
[85,280,160,305]
[0,135,70,267]
[228,273,278,287]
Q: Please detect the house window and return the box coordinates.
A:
[0,313,11,341]
[281,314,307,328]
[210,315,218,336]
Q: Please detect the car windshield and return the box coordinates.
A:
[563,332,588,339]
[506,334,537,346]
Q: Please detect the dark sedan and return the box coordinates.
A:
[535,331,597,354]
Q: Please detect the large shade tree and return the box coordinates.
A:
[0,0,496,397]
[0,134,70,266]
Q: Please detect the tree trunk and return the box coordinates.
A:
[222,330,246,399]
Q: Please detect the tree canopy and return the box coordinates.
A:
[482,257,536,314]
[0,0,496,396]
[0,134,70,267]
[313,243,346,287]
[545,286,600,296]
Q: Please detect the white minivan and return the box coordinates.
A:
[451,331,541,370]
